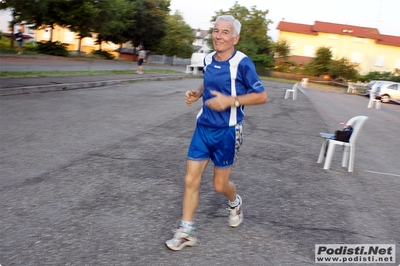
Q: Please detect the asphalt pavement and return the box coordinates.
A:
[1,54,399,265]
[0,54,189,96]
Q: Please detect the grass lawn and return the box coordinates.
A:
[0,69,183,78]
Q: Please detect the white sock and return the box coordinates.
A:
[180,220,195,232]
[229,195,240,208]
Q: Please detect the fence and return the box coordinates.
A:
[147,54,190,66]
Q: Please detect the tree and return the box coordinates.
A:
[210,2,274,69]
[0,0,41,49]
[93,0,134,56]
[273,38,291,59]
[61,0,103,54]
[328,58,359,81]
[154,11,193,57]
[305,47,332,76]
[124,0,170,51]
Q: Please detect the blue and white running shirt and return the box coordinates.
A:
[196,50,265,128]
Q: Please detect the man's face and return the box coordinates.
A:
[212,20,240,53]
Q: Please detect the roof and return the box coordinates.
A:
[376,34,400,47]
[277,21,318,36]
[313,21,380,39]
[277,21,400,47]
[193,29,209,39]
[3,33,33,40]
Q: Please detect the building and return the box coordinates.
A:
[277,21,400,75]
[192,29,211,54]
[34,25,120,56]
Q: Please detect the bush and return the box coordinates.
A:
[90,49,115,60]
[251,54,274,70]
[360,71,400,82]
[36,41,69,56]
[0,33,15,53]
[23,41,38,53]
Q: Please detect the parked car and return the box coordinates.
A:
[374,82,400,103]
[364,80,395,95]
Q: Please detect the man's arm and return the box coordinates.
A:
[206,90,267,111]
[185,82,204,106]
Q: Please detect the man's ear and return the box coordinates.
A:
[233,35,240,45]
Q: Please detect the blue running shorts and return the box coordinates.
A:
[187,122,243,168]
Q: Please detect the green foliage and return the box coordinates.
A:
[0,32,36,53]
[273,39,291,59]
[21,41,38,53]
[359,70,400,82]
[305,47,332,76]
[251,54,274,70]
[90,49,115,60]
[2,0,171,54]
[124,0,171,51]
[94,0,134,48]
[36,41,69,56]
[155,11,194,57]
[0,34,14,53]
[328,58,359,81]
[362,71,393,81]
[274,60,301,73]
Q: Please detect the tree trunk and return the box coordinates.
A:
[78,37,82,56]
[50,24,54,42]
[10,11,15,50]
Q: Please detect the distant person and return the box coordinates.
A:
[165,15,268,251]
[14,29,23,54]
[137,47,146,74]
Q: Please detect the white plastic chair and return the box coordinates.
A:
[347,82,356,94]
[284,83,299,100]
[317,116,368,172]
[186,53,205,74]
[301,78,308,87]
[367,91,381,109]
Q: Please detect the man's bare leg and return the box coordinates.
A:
[213,167,236,201]
[182,160,208,222]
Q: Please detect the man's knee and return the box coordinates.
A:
[213,178,230,194]
[185,173,201,189]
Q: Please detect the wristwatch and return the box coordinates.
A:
[234,97,240,107]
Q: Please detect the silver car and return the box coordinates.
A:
[375,82,400,103]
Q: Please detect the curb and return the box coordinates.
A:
[0,75,190,96]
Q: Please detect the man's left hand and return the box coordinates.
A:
[205,90,233,111]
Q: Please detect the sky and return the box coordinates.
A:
[169,0,400,40]
[0,0,399,40]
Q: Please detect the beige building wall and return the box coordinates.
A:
[35,25,120,56]
[279,31,400,75]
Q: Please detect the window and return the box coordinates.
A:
[330,48,337,59]
[328,34,338,40]
[388,84,398,91]
[83,37,94,45]
[303,45,314,57]
[351,52,362,63]
[42,28,51,41]
[375,55,384,67]
[64,31,74,43]
[289,43,296,55]
[351,37,367,44]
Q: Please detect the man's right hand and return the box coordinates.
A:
[185,90,200,106]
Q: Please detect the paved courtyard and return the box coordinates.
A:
[0,60,399,265]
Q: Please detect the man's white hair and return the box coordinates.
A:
[215,15,242,36]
